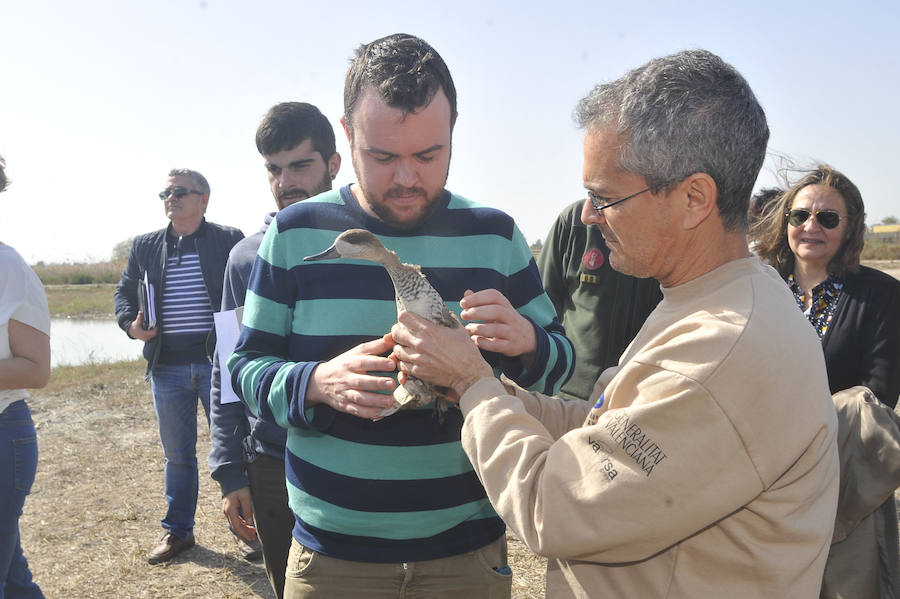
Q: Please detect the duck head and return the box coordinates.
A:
[303,228,392,263]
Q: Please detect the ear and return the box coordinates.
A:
[340,116,352,144]
[328,152,341,180]
[200,193,210,214]
[680,173,717,230]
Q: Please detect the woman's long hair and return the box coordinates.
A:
[749,164,866,279]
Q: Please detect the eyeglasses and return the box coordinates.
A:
[786,208,842,230]
[158,187,203,201]
[587,183,668,215]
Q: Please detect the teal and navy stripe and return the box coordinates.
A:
[230,186,573,562]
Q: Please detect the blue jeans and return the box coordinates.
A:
[0,400,44,599]
[150,362,212,540]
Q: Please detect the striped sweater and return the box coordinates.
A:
[229,186,574,562]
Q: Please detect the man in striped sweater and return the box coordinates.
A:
[229,34,573,598]
[114,168,243,565]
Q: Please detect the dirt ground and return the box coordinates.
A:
[19,361,546,599]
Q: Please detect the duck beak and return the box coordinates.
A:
[303,245,341,262]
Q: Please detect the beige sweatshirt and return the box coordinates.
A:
[460,257,839,598]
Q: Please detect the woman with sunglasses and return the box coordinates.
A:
[0,155,50,597]
[752,164,899,403]
[752,164,900,598]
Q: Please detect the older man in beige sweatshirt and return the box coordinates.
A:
[390,49,839,599]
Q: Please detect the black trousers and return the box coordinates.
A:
[247,453,294,599]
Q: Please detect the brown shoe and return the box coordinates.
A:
[147,531,195,564]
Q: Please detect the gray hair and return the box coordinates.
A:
[575,49,769,232]
[0,155,7,193]
[168,168,210,196]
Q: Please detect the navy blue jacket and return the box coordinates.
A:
[114,218,244,378]
[208,214,287,497]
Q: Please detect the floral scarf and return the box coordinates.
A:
[788,273,843,339]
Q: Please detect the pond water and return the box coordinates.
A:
[50,318,143,367]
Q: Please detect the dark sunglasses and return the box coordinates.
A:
[158,187,203,201]
[786,209,842,230]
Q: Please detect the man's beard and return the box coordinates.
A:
[352,155,450,230]
[277,170,333,209]
[361,184,445,230]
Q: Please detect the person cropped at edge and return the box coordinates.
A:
[751,164,900,599]
[208,102,341,597]
[537,201,661,401]
[114,168,243,565]
[228,33,574,599]
[390,50,839,598]
[0,155,51,598]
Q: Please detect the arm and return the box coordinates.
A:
[228,224,395,430]
[391,311,585,440]
[0,256,51,390]
[857,276,900,407]
[481,225,574,395]
[0,319,50,390]
[459,371,763,563]
[209,249,254,537]
[460,288,537,366]
[113,237,157,341]
[210,346,256,540]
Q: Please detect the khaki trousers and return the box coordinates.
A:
[284,534,511,599]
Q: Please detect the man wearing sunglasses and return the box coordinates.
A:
[390,49,839,597]
[209,102,340,598]
[114,168,243,565]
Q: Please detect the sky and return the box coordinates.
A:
[1,0,898,264]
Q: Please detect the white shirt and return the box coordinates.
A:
[0,243,51,413]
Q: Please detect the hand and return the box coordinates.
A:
[460,289,536,363]
[306,336,397,419]
[222,487,257,542]
[128,311,158,341]
[391,310,494,399]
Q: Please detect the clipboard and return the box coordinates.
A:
[137,271,157,330]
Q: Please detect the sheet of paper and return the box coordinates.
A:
[214,306,244,405]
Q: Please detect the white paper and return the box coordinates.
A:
[142,271,157,329]
[214,306,244,405]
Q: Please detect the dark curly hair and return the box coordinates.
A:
[255,102,336,160]
[343,33,457,136]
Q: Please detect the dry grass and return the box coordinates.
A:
[44,284,116,318]
[32,260,126,286]
[21,360,547,598]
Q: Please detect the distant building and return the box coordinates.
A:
[872,224,900,234]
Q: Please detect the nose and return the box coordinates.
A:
[580,198,604,226]
[800,212,822,232]
[393,159,418,188]
[279,169,298,190]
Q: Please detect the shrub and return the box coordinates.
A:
[32,261,123,285]
[861,238,900,261]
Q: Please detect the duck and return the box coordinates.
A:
[303,228,456,420]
